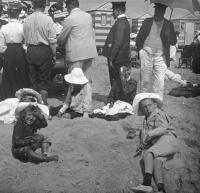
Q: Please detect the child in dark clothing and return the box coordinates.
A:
[12,104,58,164]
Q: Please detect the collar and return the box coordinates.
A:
[71,8,80,13]
[9,18,19,22]
[117,14,126,19]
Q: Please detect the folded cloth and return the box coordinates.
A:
[93,100,134,116]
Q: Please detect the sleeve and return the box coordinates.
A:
[165,69,186,85]
[110,21,125,62]
[169,21,177,46]
[136,19,147,52]
[0,29,7,53]
[59,86,72,113]
[48,18,57,57]
[83,84,92,113]
[48,18,57,44]
[13,122,34,147]
[148,112,169,137]
[57,17,72,45]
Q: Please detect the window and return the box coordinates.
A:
[101,14,107,26]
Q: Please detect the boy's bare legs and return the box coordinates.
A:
[153,159,166,193]
[41,142,50,156]
[144,151,154,175]
[28,149,58,164]
[130,151,153,192]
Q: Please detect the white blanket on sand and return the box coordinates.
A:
[0,98,49,124]
[93,100,134,116]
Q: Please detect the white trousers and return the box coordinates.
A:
[140,49,167,98]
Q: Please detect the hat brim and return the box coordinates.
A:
[132,93,163,116]
[64,74,88,85]
[15,102,49,119]
[15,88,44,104]
[153,3,167,9]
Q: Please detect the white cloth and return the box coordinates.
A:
[1,19,24,43]
[165,69,187,86]
[57,8,98,62]
[94,100,134,116]
[140,49,167,98]
[0,98,49,124]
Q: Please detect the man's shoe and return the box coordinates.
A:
[130,184,153,192]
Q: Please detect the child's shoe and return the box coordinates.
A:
[130,184,153,192]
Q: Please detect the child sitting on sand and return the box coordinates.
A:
[57,67,91,119]
[130,93,179,193]
[12,103,58,164]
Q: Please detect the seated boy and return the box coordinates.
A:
[12,104,58,164]
[131,93,179,193]
[107,66,137,105]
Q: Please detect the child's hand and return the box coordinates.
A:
[57,111,63,118]
[142,134,152,145]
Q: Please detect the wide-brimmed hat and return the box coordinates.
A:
[132,93,163,116]
[15,102,49,119]
[7,1,23,11]
[64,68,88,85]
[15,88,44,104]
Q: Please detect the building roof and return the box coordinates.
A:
[133,13,152,19]
[172,13,199,20]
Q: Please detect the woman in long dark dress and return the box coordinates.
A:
[0,1,29,100]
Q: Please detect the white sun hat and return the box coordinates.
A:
[132,93,163,116]
[64,68,88,85]
[15,88,43,104]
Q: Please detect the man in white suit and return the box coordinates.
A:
[57,0,97,118]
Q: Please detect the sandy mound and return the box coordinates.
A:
[0,56,200,193]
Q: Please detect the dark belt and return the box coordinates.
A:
[7,43,22,47]
[28,43,49,48]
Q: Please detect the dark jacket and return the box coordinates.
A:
[136,18,177,67]
[102,16,130,66]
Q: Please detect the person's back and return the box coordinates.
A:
[24,12,55,45]
[66,9,96,60]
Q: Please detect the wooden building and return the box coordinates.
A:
[172,13,200,46]
[87,1,132,53]
[132,13,152,33]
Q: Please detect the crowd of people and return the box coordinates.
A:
[0,0,189,192]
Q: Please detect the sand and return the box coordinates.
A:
[0,56,200,193]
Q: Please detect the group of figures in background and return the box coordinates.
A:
[0,0,199,192]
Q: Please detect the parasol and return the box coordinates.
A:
[149,0,200,13]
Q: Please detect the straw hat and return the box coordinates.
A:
[15,102,49,119]
[15,88,43,104]
[64,68,88,85]
[132,93,163,116]
[7,1,23,11]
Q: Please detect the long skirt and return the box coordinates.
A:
[1,44,29,100]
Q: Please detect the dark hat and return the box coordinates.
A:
[111,1,126,9]
[7,1,23,10]
[154,3,167,9]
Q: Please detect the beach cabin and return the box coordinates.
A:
[87,1,132,54]
[172,13,200,47]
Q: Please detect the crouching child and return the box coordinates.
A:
[12,103,58,164]
[57,67,92,119]
[130,93,179,193]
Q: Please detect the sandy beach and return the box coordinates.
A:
[0,56,200,193]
